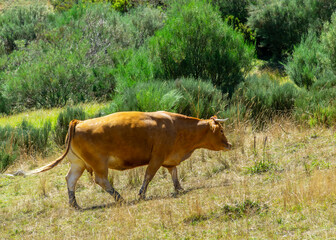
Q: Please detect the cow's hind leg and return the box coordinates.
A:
[66,163,85,209]
[139,157,163,200]
[94,169,124,203]
[167,166,184,193]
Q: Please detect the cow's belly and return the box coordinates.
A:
[108,156,150,170]
[163,151,194,167]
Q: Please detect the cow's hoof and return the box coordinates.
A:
[172,189,186,197]
[138,194,146,201]
[115,197,125,205]
[69,202,82,210]
[72,205,82,210]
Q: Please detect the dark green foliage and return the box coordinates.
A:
[212,0,252,23]
[0,5,50,53]
[54,107,86,146]
[285,31,323,89]
[248,0,336,59]
[0,92,8,114]
[234,74,298,125]
[150,0,254,95]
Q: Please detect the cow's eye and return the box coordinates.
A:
[220,129,224,134]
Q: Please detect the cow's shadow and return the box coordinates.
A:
[82,181,231,211]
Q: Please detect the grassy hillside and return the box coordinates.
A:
[1,120,336,239]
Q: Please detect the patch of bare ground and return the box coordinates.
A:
[1,119,336,239]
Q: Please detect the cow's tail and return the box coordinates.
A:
[26,119,80,176]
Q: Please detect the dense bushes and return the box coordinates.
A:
[0,5,50,53]
[248,0,336,59]
[286,12,336,125]
[295,73,336,126]
[234,74,298,125]
[150,0,255,95]
[0,3,166,113]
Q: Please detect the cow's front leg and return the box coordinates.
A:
[167,166,184,193]
[139,158,163,200]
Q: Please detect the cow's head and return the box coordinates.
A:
[206,116,232,151]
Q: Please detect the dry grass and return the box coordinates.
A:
[1,119,336,239]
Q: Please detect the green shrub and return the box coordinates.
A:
[150,0,254,95]
[100,78,227,119]
[54,107,86,146]
[113,47,162,91]
[106,80,181,113]
[234,74,298,126]
[285,31,324,89]
[248,0,336,59]
[4,40,115,110]
[174,78,228,118]
[0,5,50,53]
[128,6,166,48]
[16,120,52,153]
[295,72,336,126]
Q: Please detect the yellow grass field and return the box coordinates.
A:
[1,119,336,239]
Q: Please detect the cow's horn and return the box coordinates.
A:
[214,118,228,123]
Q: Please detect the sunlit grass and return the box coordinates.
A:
[0,102,107,128]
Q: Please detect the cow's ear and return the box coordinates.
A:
[209,119,216,132]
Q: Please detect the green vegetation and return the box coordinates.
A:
[150,0,254,95]
[248,0,336,60]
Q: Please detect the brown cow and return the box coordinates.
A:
[28,111,231,209]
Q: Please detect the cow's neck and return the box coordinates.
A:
[175,118,210,153]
